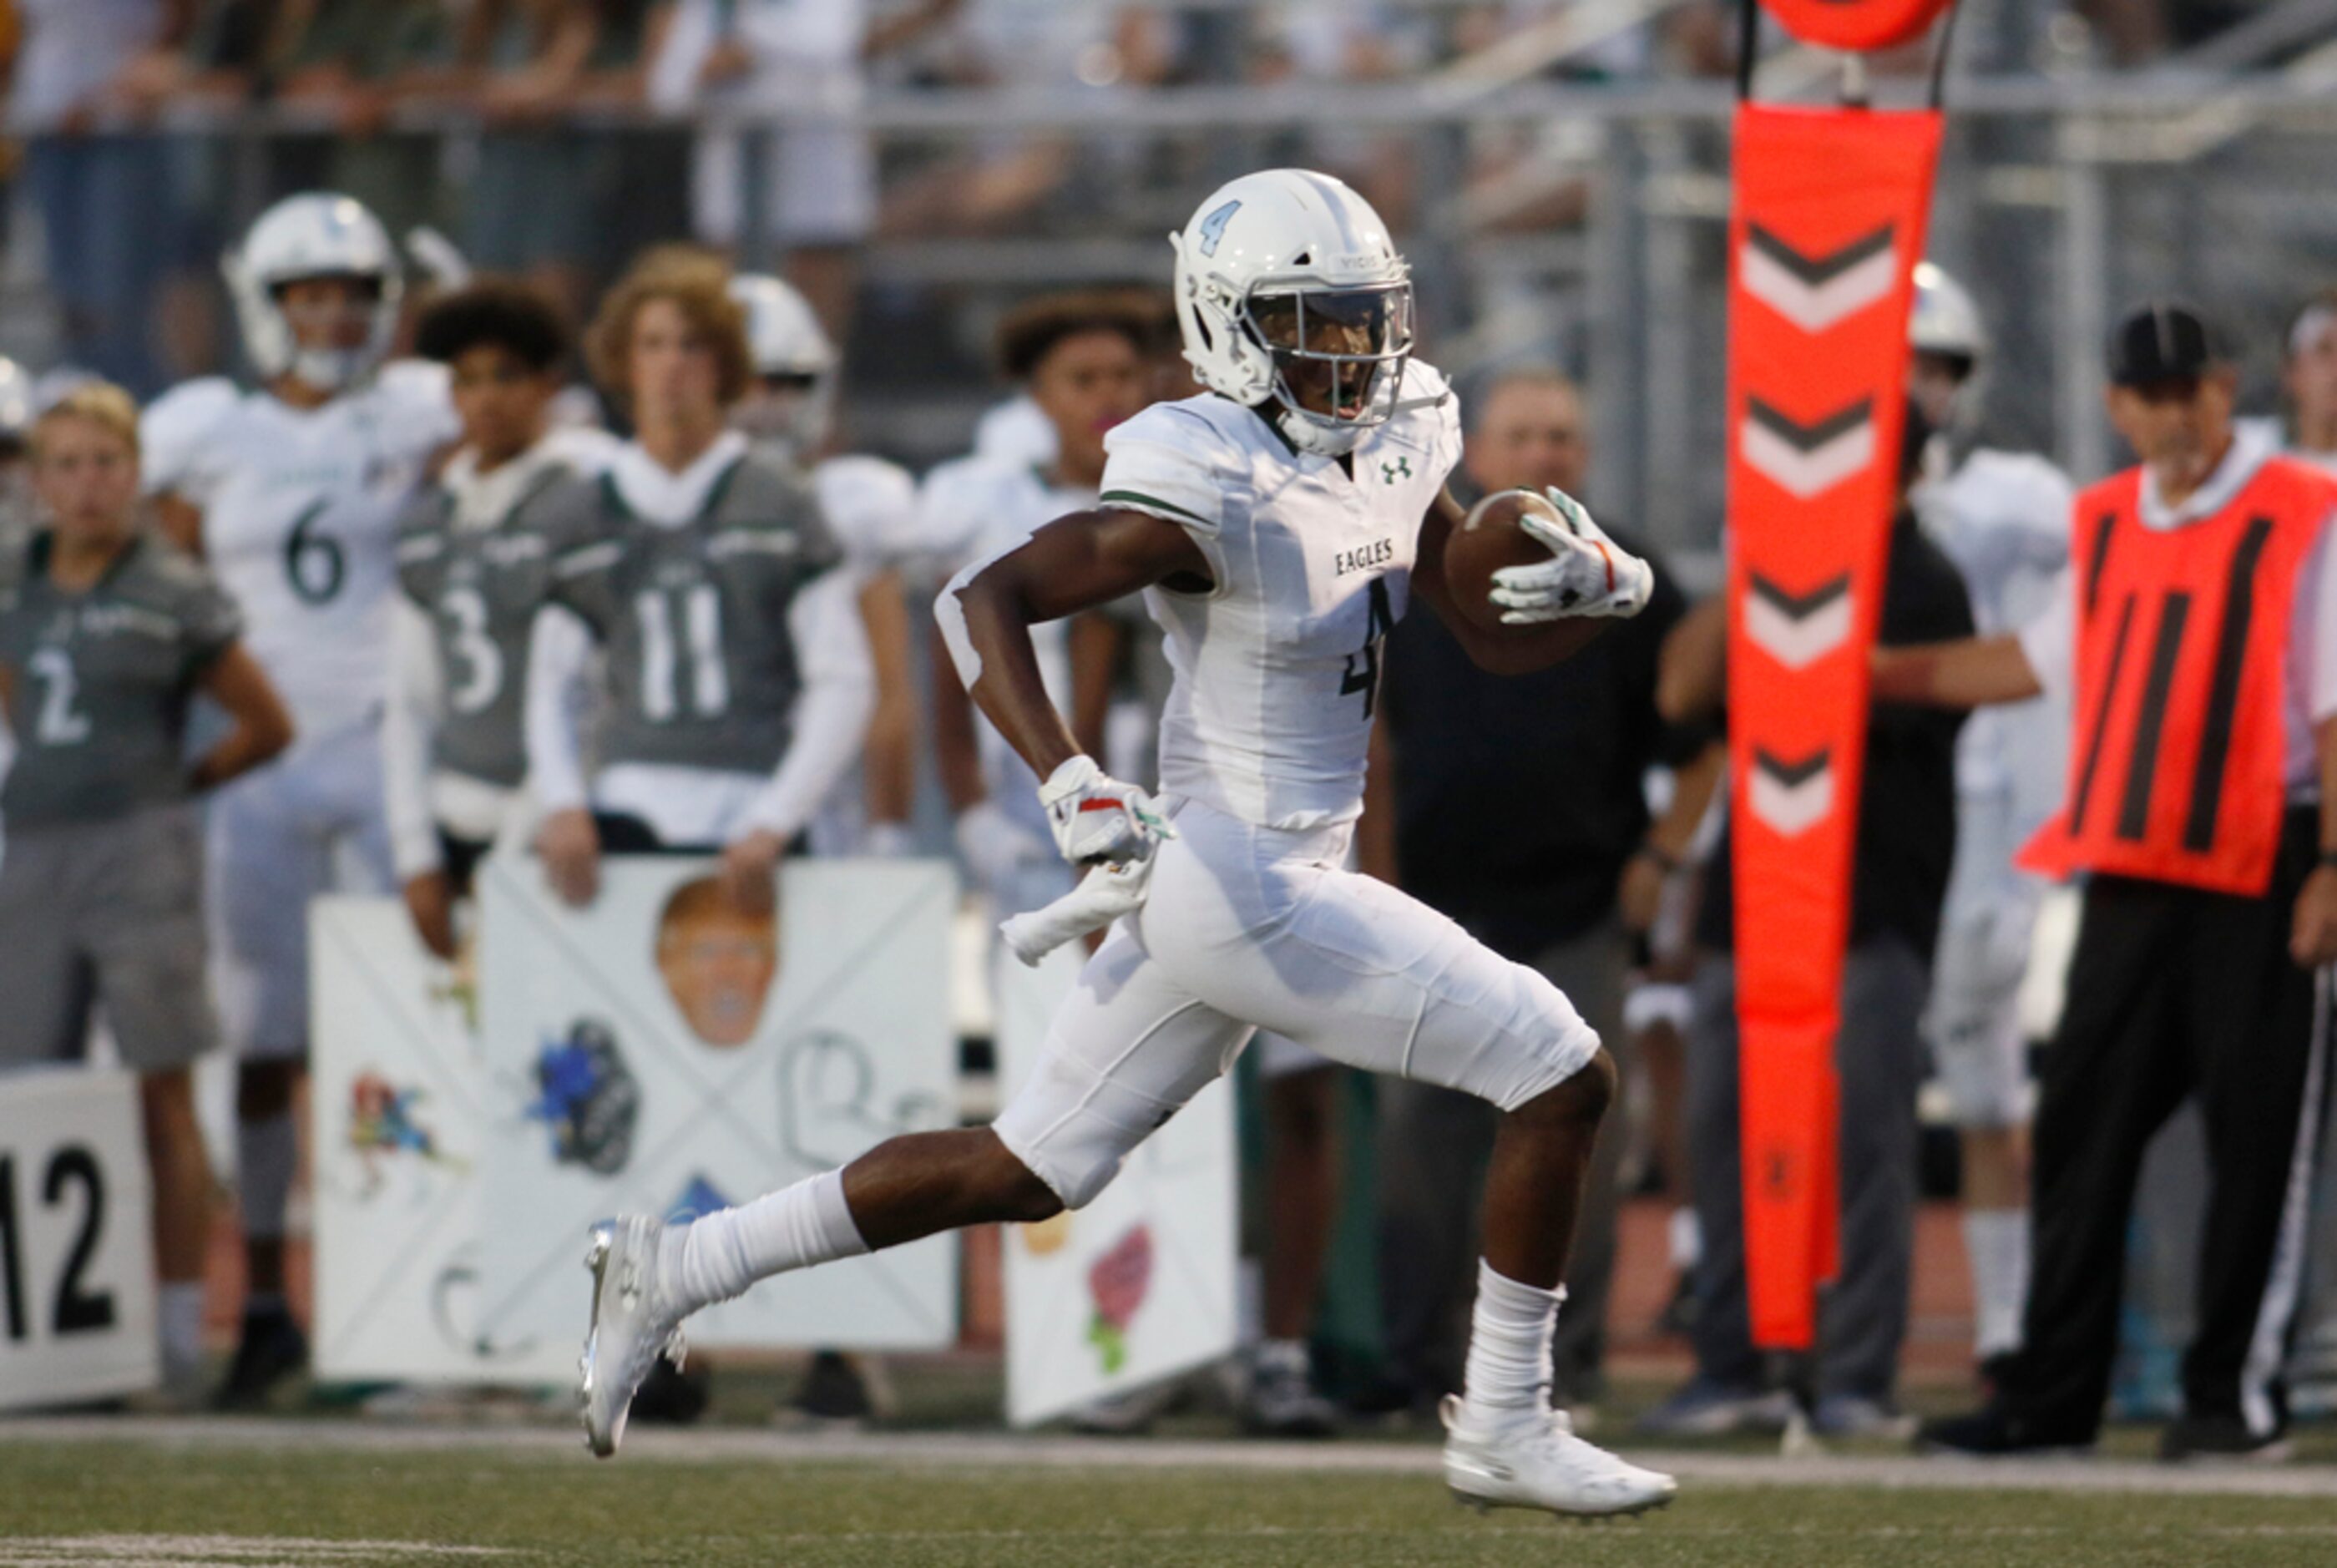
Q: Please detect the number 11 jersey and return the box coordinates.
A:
[140,365,458,740]
[1095,359,1460,832]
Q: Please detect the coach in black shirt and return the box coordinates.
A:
[1639,410,1972,1439]
[1363,367,1699,1411]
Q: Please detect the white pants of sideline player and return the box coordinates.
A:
[994,797,1601,1211]
[208,721,395,1060]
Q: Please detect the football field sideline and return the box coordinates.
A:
[3,1415,2333,1499]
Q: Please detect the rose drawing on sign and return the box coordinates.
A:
[1085,1223,1153,1374]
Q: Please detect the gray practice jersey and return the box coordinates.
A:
[0,531,243,827]
[541,453,842,774]
[395,468,569,788]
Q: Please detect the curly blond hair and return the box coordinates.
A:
[586,245,753,409]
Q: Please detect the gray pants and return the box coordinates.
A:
[1685,938,1930,1402]
[0,804,217,1071]
[1376,919,1631,1403]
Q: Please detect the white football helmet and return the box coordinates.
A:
[0,358,34,447]
[1910,261,1990,436]
[1910,261,1987,364]
[224,192,402,392]
[728,273,837,457]
[1170,169,1414,457]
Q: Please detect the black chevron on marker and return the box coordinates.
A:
[1748,573,1850,621]
[1748,397,1874,452]
[1746,223,1895,286]
[1753,747,1831,788]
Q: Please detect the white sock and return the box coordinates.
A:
[1667,1206,1702,1270]
[1460,1259,1562,1432]
[660,1168,868,1316]
[158,1282,206,1379]
[236,1113,297,1242]
[1963,1207,2031,1359]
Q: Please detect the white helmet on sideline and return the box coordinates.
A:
[224,192,402,392]
[1910,261,1987,365]
[728,273,837,457]
[1170,168,1414,457]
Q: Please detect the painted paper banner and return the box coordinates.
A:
[994,943,1237,1427]
[1726,102,1942,1348]
[473,856,959,1356]
[311,898,571,1383]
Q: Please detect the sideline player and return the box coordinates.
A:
[918,292,1156,923]
[1905,264,2074,1379]
[142,192,457,1404]
[580,170,1677,1517]
[384,281,619,959]
[524,246,874,914]
[727,272,921,857]
[0,385,294,1403]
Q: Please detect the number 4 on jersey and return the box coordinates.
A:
[1338,576,1394,719]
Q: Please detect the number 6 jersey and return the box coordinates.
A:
[1095,359,1460,832]
[140,365,460,740]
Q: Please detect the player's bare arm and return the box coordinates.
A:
[942,506,1211,782]
[1414,488,1612,675]
[1869,634,2043,708]
[189,645,296,792]
[2294,715,2337,967]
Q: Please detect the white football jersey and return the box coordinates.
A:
[143,365,458,738]
[1914,444,2073,831]
[1099,360,1462,832]
[920,454,1095,831]
[815,453,918,573]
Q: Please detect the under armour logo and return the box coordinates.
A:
[1381,456,1412,484]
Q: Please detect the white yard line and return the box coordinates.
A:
[2,1416,2334,1499]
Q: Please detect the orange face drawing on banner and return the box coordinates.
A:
[1760,0,1953,51]
[655,876,780,1048]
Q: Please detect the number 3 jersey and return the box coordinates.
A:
[0,532,243,828]
[139,365,459,741]
[1096,360,1461,832]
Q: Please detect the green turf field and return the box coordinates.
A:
[2,1437,2334,1567]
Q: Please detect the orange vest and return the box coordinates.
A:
[2020,455,2334,897]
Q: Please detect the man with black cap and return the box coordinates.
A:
[1878,301,2337,1459]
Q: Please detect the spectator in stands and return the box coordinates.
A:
[0,384,294,1404]
[1362,367,1702,1418]
[271,0,459,234]
[9,0,188,393]
[648,0,963,336]
[455,1,610,327]
[384,281,617,959]
[1640,402,1970,1440]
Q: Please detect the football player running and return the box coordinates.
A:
[142,192,457,1405]
[727,272,921,858]
[384,282,620,959]
[1905,265,2074,1382]
[579,170,1673,1517]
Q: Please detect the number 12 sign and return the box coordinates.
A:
[0,1070,157,1409]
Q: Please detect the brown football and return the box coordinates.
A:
[1443,488,1560,632]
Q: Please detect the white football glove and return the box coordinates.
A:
[1488,488,1654,625]
[954,799,1054,893]
[1036,755,1176,867]
[999,857,1156,967]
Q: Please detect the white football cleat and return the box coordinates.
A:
[1441,1395,1677,1519]
[580,1216,685,1459]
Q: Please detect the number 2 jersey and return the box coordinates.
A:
[1095,360,1461,832]
[140,364,459,741]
